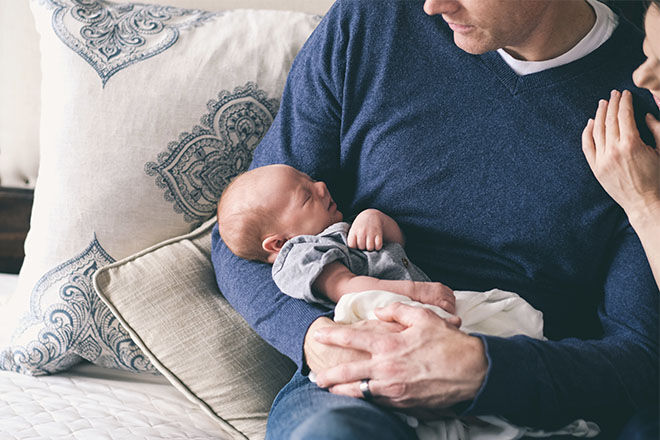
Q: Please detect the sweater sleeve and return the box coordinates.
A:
[463,224,659,432]
[211,2,347,368]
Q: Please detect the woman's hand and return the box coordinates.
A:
[312,303,487,416]
[582,89,660,224]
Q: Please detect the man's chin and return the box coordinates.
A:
[453,36,492,55]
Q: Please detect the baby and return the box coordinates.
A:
[216,163,456,313]
[216,164,598,439]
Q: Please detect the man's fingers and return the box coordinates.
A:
[314,326,381,352]
[582,118,597,166]
[593,99,608,148]
[326,381,365,399]
[374,302,444,328]
[315,360,372,388]
[446,315,462,328]
[327,379,392,405]
[605,89,621,142]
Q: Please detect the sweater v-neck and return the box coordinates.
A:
[476,18,637,95]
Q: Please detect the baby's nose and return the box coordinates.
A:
[314,181,327,197]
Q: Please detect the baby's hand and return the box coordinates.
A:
[347,209,387,251]
[410,281,456,315]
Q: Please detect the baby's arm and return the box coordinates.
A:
[313,262,456,314]
[347,209,404,251]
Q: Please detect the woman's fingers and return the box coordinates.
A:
[618,90,641,142]
[593,98,608,149]
[605,90,621,143]
[582,118,597,167]
[646,113,660,145]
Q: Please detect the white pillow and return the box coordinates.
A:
[0,0,320,375]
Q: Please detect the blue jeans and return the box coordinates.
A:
[617,406,659,440]
[266,371,418,440]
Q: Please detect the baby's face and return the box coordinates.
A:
[261,165,343,237]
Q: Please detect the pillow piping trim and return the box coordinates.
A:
[93,218,252,440]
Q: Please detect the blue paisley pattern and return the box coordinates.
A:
[0,237,156,375]
[43,0,218,85]
[146,82,279,224]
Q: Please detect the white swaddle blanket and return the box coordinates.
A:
[330,289,600,440]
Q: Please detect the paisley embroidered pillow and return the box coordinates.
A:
[0,0,320,375]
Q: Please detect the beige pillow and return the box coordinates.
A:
[1,0,320,377]
[93,218,295,440]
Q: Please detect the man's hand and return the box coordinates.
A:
[312,303,487,414]
[348,209,405,250]
[304,316,404,372]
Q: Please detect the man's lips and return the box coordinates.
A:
[446,22,474,33]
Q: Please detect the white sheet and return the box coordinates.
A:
[0,273,232,439]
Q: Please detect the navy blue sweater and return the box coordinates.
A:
[212,0,659,434]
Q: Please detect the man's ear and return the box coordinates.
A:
[262,234,288,263]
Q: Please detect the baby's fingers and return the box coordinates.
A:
[347,229,358,248]
[364,232,383,251]
[374,234,383,250]
[358,232,368,250]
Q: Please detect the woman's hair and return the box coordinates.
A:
[609,0,658,32]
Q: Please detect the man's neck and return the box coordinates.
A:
[502,0,596,62]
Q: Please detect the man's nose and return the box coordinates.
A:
[423,0,460,16]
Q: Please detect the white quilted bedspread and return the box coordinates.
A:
[0,273,230,439]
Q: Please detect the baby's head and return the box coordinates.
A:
[217,164,343,263]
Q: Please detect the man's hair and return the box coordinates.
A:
[216,171,279,263]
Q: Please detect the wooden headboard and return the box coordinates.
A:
[0,187,33,274]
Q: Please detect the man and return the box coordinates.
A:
[212,0,659,438]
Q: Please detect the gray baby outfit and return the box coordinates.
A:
[272,222,429,307]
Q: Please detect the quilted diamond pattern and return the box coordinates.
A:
[0,365,231,439]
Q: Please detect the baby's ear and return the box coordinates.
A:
[262,234,287,263]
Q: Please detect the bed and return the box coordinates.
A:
[0,274,223,439]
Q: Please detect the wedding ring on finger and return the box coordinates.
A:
[360,378,374,401]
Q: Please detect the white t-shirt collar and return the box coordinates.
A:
[497,0,619,76]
